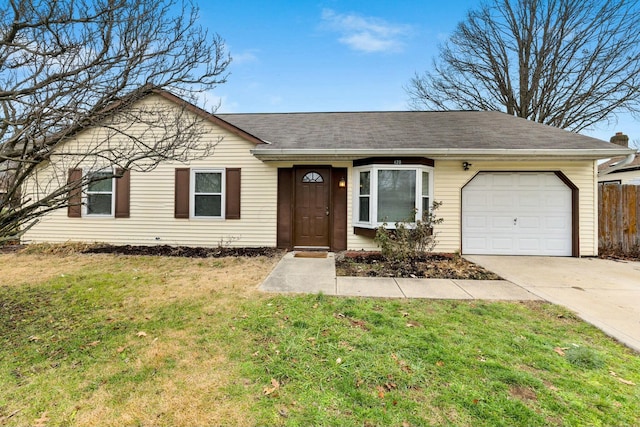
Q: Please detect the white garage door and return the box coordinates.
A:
[462,172,572,256]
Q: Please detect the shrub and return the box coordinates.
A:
[374,201,443,263]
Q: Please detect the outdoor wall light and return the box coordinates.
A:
[338,177,346,188]
[462,161,472,171]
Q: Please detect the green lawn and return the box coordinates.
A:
[1,251,639,426]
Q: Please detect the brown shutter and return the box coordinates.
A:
[225,168,241,219]
[67,168,82,218]
[174,168,190,219]
[115,168,130,218]
[276,168,293,249]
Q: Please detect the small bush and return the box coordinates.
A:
[565,346,605,369]
[374,201,443,263]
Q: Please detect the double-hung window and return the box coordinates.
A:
[358,171,371,222]
[354,165,433,228]
[191,169,224,218]
[85,171,114,216]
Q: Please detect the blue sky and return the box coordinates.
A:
[199,0,639,144]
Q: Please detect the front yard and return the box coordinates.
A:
[1,247,639,426]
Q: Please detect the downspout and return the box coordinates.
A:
[598,152,637,176]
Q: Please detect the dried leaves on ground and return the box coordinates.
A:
[598,246,640,262]
[335,252,501,280]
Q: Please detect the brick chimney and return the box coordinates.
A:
[610,132,629,147]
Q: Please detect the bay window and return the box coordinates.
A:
[354,165,433,228]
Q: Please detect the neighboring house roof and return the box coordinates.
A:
[216,111,633,160]
[598,153,640,174]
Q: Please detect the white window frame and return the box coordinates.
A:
[84,170,115,217]
[353,164,434,229]
[190,168,225,219]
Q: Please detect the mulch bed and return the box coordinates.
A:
[0,243,281,258]
[83,244,282,258]
[0,244,24,253]
[335,251,501,280]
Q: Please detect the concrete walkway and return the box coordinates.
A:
[467,255,640,353]
[259,252,540,301]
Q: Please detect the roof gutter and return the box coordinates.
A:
[251,147,635,161]
[598,152,638,176]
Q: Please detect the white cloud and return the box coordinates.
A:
[231,50,259,65]
[321,9,412,53]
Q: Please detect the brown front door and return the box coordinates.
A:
[294,167,331,248]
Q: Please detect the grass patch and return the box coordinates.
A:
[565,346,605,370]
[1,252,639,426]
[233,296,640,426]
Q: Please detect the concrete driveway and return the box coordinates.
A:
[466,255,640,353]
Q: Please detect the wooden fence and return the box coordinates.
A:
[598,183,640,252]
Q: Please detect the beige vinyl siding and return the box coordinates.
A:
[23,93,600,255]
[347,159,599,256]
[24,95,278,247]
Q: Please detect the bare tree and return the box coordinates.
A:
[407,0,640,132]
[0,0,230,242]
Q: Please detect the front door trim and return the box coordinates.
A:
[276,166,348,251]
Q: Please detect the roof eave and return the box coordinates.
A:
[151,89,266,145]
[251,147,635,161]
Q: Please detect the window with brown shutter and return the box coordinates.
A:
[68,167,131,218]
[175,167,241,219]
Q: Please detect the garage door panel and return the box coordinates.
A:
[462,172,572,256]
[544,195,571,209]
[519,195,541,207]
[465,237,490,251]
[546,239,569,250]
[490,238,514,251]
[491,216,515,230]
[491,194,515,207]
[517,217,540,229]
[517,174,544,187]
[464,192,489,209]
[545,216,570,229]
[465,215,487,229]
[517,238,541,251]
